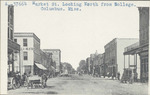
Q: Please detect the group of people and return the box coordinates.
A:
[8,71,48,89]
[8,71,28,88]
[106,72,120,80]
[121,69,138,84]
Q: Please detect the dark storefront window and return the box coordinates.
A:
[10,29,13,40]
[24,66,31,74]
[23,52,28,60]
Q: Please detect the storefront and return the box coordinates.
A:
[34,62,47,76]
[8,39,20,74]
[139,45,149,82]
[123,42,148,82]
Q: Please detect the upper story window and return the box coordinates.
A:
[8,28,13,40]
[23,39,27,47]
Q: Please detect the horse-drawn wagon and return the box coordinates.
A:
[27,75,46,89]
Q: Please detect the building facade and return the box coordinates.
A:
[90,54,95,75]
[40,49,52,70]
[123,42,140,80]
[14,33,41,75]
[7,5,21,75]
[88,51,104,76]
[104,38,139,78]
[138,7,149,82]
[98,53,105,76]
[43,49,61,74]
[123,7,149,82]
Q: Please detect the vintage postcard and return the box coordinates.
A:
[0,0,150,95]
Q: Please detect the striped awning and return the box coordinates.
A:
[35,63,47,70]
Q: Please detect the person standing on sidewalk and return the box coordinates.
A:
[117,72,120,80]
[22,73,28,87]
[134,72,138,82]
[41,73,48,88]
[129,71,134,84]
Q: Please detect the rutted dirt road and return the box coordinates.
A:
[8,74,148,95]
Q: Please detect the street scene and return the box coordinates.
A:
[8,74,148,95]
[2,1,149,95]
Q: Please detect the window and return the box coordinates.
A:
[8,28,10,39]
[14,39,17,43]
[23,52,28,60]
[14,53,17,60]
[24,66,31,73]
[23,39,27,46]
[10,29,13,40]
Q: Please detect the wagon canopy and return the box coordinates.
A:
[35,63,47,70]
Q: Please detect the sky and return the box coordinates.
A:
[12,1,141,70]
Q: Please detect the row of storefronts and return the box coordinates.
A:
[124,7,149,82]
[78,7,149,82]
[7,5,61,77]
[7,5,21,75]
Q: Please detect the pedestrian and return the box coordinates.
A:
[134,72,138,82]
[117,72,120,80]
[17,72,21,87]
[41,73,48,88]
[129,71,134,84]
[112,73,114,80]
[23,73,28,87]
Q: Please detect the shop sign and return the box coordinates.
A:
[21,47,34,50]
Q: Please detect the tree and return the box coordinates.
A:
[77,60,88,74]
[61,62,75,74]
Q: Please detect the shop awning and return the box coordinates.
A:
[8,39,20,53]
[35,63,47,70]
[51,66,55,70]
[50,66,56,71]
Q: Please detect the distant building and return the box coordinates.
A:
[89,51,103,76]
[14,32,41,75]
[40,49,53,71]
[90,53,95,75]
[7,5,21,75]
[43,49,61,73]
[98,53,105,76]
[86,57,90,74]
[104,38,139,78]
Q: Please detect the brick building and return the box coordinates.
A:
[14,32,42,75]
[43,49,61,74]
[7,5,21,75]
[104,38,139,78]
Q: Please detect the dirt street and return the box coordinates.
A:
[8,74,148,95]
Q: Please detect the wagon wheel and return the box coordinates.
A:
[12,78,16,89]
[16,81,21,88]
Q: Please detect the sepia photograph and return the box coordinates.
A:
[0,1,150,95]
